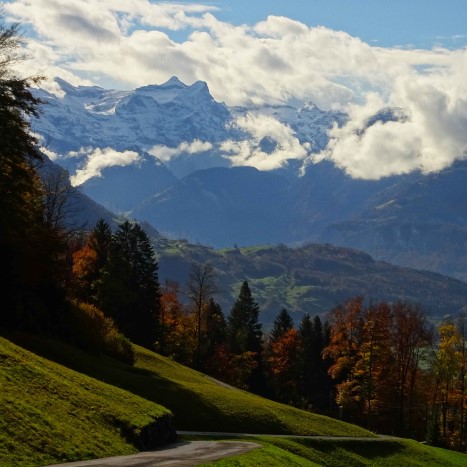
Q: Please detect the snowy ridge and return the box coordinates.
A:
[34,76,345,174]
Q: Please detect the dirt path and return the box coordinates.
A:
[45,440,260,467]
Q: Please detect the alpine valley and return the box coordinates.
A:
[32,77,467,322]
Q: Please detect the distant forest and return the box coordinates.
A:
[1,18,466,452]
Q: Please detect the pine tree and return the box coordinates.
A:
[299,314,332,411]
[72,219,112,303]
[228,281,262,354]
[204,297,226,358]
[269,308,294,344]
[99,221,161,348]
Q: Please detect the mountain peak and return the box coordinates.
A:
[162,76,186,87]
[301,101,320,112]
[54,77,106,99]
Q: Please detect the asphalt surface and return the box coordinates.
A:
[44,432,399,466]
[44,440,261,467]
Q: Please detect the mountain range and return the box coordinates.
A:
[32,77,467,284]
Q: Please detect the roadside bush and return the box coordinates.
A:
[68,301,135,364]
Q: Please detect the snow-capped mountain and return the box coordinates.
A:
[33,76,343,174]
[33,76,345,209]
[32,77,467,284]
[34,77,230,170]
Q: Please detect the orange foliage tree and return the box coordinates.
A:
[267,328,302,403]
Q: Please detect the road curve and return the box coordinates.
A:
[45,440,260,467]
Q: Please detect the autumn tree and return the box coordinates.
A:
[392,302,433,436]
[456,315,467,451]
[323,296,364,418]
[268,328,302,403]
[354,302,393,429]
[324,298,434,436]
[186,262,217,368]
[158,280,195,363]
[429,320,467,448]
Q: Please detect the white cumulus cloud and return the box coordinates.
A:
[221,113,310,171]
[316,50,467,179]
[70,147,141,185]
[148,140,213,162]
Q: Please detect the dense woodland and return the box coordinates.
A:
[1,18,466,453]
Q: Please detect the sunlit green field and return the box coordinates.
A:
[15,333,373,437]
[0,336,170,466]
[200,436,467,467]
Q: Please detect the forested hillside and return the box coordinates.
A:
[153,239,467,322]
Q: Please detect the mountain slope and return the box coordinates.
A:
[37,155,121,230]
[324,161,467,282]
[132,166,293,245]
[32,77,467,283]
[153,239,467,323]
[79,149,177,212]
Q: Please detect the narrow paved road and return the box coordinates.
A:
[178,430,398,441]
[45,431,400,466]
[45,440,261,467]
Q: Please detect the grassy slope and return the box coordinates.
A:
[14,334,372,437]
[200,437,467,466]
[4,335,467,466]
[0,336,170,467]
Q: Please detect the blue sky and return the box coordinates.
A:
[198,0,467,49]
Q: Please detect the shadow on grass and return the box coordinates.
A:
[6,333,223,431]
[298,438,405,460]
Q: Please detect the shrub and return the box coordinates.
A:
[68,301,135,364]
[103,329,135,365]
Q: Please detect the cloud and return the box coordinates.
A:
[315,50,467,179]
[40,147,59,161]
[221,113,310,171]
[6,2,467,179]
[70,147,141,185]
[4,2,420,107]
[148,140,213,162]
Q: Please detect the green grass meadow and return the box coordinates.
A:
[13,333,373,437]
[199,436,467,466]
[0,336,170,466]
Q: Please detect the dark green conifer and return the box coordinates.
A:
[270,308,294,344]
[227,281,262,354]
[100,221,161,348]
